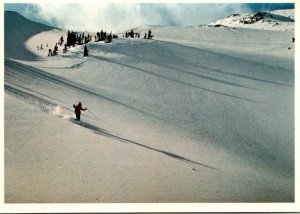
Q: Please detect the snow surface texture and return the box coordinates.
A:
[4,10,294,202]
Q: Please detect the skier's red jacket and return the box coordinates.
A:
[73,103,86,115]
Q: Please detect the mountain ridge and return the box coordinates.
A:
[208,9,294,31]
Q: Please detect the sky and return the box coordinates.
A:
[4,3,295,32]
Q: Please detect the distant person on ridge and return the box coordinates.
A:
[73,102,87,121]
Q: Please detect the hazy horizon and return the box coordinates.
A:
[5,3,295,32]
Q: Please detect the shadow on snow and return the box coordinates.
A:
[71,119,220,171]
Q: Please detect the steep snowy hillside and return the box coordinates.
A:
[4,11,54,60]
[4,11,294,203]
[208,9,294,31]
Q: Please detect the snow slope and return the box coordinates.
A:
[4,11,54,60]
[4,11,294,202]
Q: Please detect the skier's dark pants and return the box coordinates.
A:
[76,113,80,121]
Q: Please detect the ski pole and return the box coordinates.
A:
[87,109,99,120]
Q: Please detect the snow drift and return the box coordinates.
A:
[4,10,295,203]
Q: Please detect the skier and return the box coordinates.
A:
[73,102,87,121]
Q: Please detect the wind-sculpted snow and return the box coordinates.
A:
[4,11,295,202]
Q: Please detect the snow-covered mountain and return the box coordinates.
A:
[208,9,294,31]
[4,10,295,204]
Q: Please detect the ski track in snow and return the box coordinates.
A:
[5,60,221,172]
[5,80,221,172]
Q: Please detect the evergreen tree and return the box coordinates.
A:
[67,31,77,47]
[53,43,58,56]
[84,37,89,44]
[67,31,71,46]
[83,45,89,57]
[100,30,105,41]
[63,44,68,53]
[59,36,64,46]
[103,31,107,41]
[77,33,82,45]
[96,32,100,41]
[105,33,112,43]
[147,29,153,39]
[130,29,134,38]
